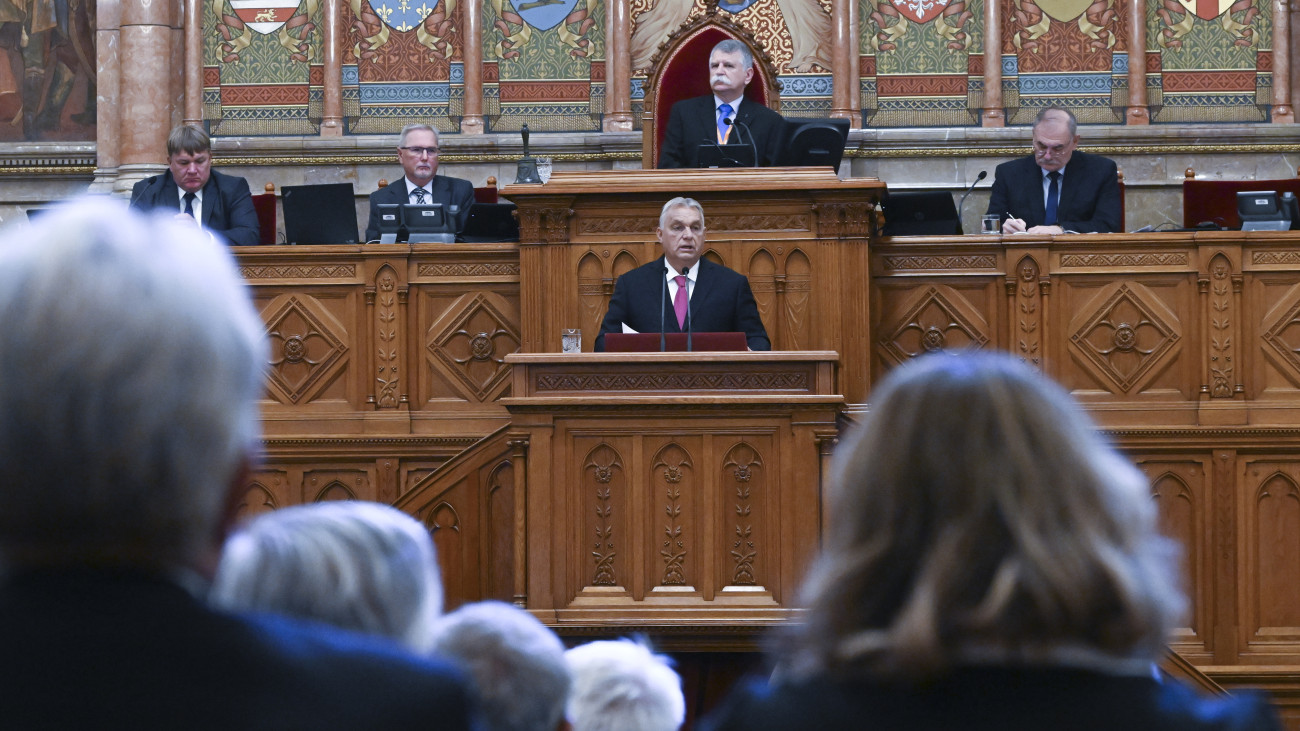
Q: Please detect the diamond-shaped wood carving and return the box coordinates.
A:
[1069,284,1180,393]
[428,293,520,402]
[1261,293,1300,387]
[263,295,348,404]
[879,285,990,365]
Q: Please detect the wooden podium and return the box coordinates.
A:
[500,351,841,629]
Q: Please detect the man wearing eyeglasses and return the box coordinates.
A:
[364,124,476,242]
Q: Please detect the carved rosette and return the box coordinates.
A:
[586,444,622,586]
[724,443,762,586]
[375,268,401,408]
[654,445,691,586]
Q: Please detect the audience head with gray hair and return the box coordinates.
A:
[0,199,481,730]
[565,639,685,731]
[211,500,444,652]
[0,196,266,573]
[430,601,572,731]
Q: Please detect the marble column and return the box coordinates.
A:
[92,0,123,192]
[115,0,179,195]
[461,0,485,134]
[183,0,201,125]
[1125,0,1147,124]
[603,0,632,131]
[982,0,1003,126]
[321,0,343,136]
[829,0,859,122]
[1272,0,1294,123]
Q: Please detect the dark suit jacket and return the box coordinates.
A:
[595,257,770,351]
[365,175,476,242]
[0,567,479,730]
[659,94,784,169]
[130,168,261,245]
[985,150,1121,233]
[700,665,1282,731]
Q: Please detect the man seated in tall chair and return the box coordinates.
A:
[129,125,261,246]
[658,39,784,169]
[986,106,1121,234]
[364,123,475,242]
[595,197,770,351]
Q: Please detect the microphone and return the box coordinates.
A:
[659,262,669,352]
[680,266,693,352]
[956,170,988,234]
[724,116,758,167]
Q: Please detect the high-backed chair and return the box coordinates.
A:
[252,183,277,245]
[1182,166,1300,229]
[474,176,499,204]
[640,10,781,169]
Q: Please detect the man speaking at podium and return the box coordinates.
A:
[658,39,784,169]
[594,198,770,351]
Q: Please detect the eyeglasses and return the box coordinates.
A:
[400,146,440,157]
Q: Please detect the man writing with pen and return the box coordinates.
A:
[986,107,1122,234]
[657,40,784,169]
[594,197,770,352]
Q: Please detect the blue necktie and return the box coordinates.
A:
[183,192,196,218]
[1044,171,1060,226]
[717,103,733,144]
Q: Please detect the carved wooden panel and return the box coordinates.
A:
[398,431,517,611]
[1241,458,1300,660]
[1053,273,1194,408]
[415,289,520,409]
[874,282,996,369]
[258,292,354,406]
[303,468,374,502]
[1136,457,1213,659]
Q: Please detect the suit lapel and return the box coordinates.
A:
[161,175,181,211]
[1058,154,1084,223]
[200,173,219,227]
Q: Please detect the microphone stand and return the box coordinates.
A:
[680,266,693,352]
[956,170,988,234]
[659,262,668,352]
[726,116,758,167]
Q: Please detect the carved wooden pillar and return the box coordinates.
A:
[1272,0,1295,123]
[829,0,859,122]
[462,0,485,134]
[116,0,179,193]
[92,0,123,191]
[1125,0,1148,124]
[321,0,344,135]
[603,0,633,131]
[982,0,1004,126]
[182,0,201,125]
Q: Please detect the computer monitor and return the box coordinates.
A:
[460,202,520,243]
[402,203,456,243]
[1238,190,1292,231]
[281,183,360,245]
[374,203,402,243]
[880,189,962,236]
[777,117,849,169]
[696,143,755,168]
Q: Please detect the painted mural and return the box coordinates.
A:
[0,0,95,141]
[1150,0,1270,122]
